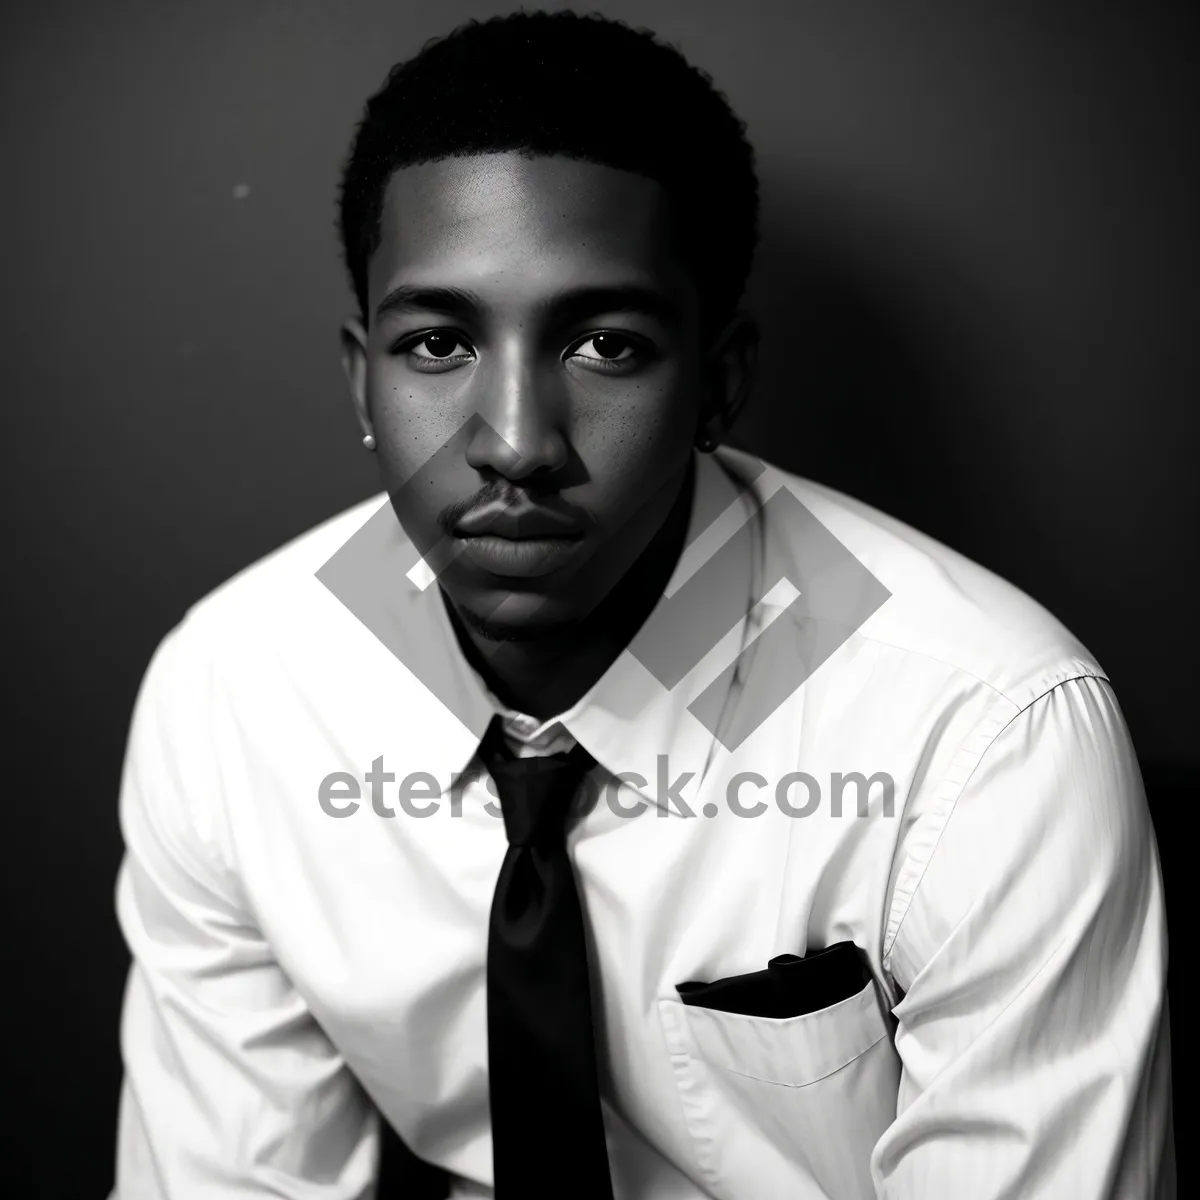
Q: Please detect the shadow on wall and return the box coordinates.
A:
[733,172,1040,571]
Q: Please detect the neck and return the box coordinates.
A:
[447,460,697,720]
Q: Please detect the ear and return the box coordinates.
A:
[340,316,374,441]
[700,310,759,444]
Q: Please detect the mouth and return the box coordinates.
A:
[452,531,585,579]
[453,505,583,541]
[450,495,588,579]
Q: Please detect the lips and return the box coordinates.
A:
[451,498,586,579]
[454,534,582,578]
[453,503,583,541]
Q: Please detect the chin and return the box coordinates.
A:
[455,593,580,645]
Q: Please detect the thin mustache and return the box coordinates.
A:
[437,486,586,536]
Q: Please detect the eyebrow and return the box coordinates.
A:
[373,283,682,326]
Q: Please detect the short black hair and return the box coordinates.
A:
[338,9,759,339]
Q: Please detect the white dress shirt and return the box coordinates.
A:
[111,446,1174,1198]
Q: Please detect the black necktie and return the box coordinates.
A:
[478,714,615,1199]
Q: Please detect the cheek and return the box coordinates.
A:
[575,367,700,476]
[366,361,469,478]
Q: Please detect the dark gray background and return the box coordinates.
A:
[3,2,1195,1193]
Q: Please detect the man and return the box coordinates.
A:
[111,11,1174,1199]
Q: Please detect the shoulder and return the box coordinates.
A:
[708,453,1157,989]
[171,490,388,652]
[140,491,393,705]
[718,446,1105,709]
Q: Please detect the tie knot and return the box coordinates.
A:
[477,716,597,847]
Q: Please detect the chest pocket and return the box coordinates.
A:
[658,979,901,1200]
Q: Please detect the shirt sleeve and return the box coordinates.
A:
[877,674,1175,1198]
[110,625,380,1198]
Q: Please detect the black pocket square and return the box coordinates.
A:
[676,941,870,1019]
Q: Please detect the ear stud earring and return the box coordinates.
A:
[696,430,719,453]
[362,433,377,451]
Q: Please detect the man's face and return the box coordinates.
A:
[346,151,708,642]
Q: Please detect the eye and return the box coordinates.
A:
[398,330,475,370]
[411,331,469,359]
[568,332,647,370]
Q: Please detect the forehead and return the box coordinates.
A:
[369,151,693,313]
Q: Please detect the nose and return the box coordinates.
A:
[464,342,570,481]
